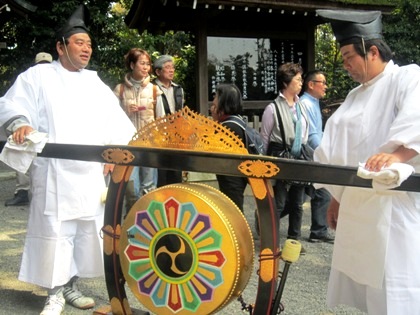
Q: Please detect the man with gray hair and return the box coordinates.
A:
[152,54,184,187]
[153,55,184,116]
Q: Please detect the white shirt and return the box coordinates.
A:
[0,61,136,220]
[315,60,420,290]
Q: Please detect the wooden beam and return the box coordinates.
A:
[173,0,395,13]
[196,22,208,115]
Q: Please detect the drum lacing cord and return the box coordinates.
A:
[258,250,281,262]
[255,250,285,314]
[240,249,285,315]
[256,251,281,277]
[99,226,121,240]
[237,295,253,314]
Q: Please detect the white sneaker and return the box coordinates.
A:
[63,285,95,309]
[40,291,65,315]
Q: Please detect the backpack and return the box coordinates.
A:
[223,115,265,155]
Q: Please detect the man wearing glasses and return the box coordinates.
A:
[300,70,335,244]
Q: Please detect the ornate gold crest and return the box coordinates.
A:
[130,106,249,154]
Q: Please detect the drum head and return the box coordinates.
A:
[120,183,254,315]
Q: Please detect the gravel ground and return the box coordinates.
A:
[0,162,366,315]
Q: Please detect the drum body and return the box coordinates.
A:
[120,183,254,315]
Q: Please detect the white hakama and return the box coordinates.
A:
[315,61,420,314]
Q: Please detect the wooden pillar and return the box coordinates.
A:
[306,21,316,71]
[195,23,208,116]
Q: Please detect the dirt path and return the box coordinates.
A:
[0,163,364,314]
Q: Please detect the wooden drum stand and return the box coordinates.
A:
[97,107,299,315]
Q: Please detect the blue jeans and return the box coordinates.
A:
[131,166,157,196]
[309,188,331,238]
[274,181,305,239]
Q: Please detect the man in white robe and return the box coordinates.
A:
[315,10,420,315]
[0,5,136,315]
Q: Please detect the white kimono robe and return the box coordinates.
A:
[0,61,136,288]
[315,61,420,314]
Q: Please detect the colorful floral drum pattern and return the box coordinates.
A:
[120,183,254,315]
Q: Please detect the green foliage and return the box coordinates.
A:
[314,0,419,106]
[0,0,195,107]
[139,31,196,107]
[0,0,416,110]
[383,0,420,65]
[314,24,358,105]
[0,0,111,93]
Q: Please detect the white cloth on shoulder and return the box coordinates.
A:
[357,162,415,190]
[0,131,48,173]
